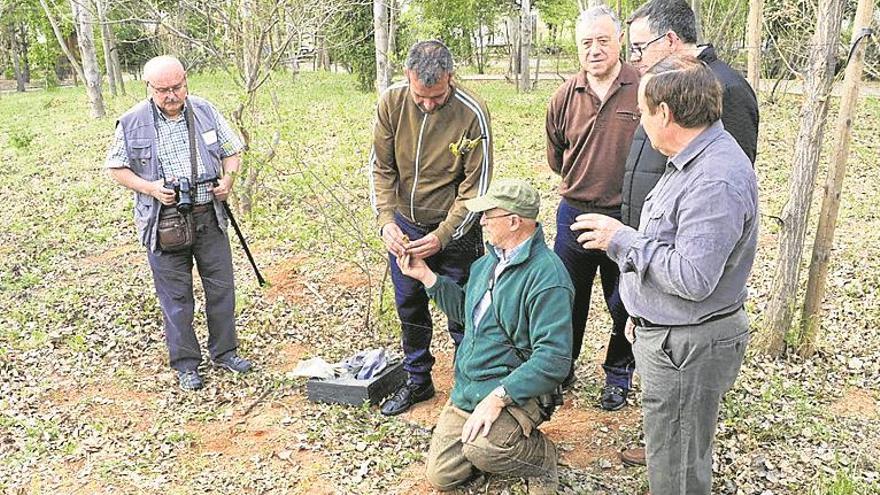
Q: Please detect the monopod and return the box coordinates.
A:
[203,175,267,287]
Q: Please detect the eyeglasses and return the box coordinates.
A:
[148,81,187,95]
[483,212,517,220]
[629,32,667,61]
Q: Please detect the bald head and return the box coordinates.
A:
[144,56,188,117]
[143,55,185,84]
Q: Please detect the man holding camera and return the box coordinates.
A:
[397,179,573,494]
[105,55,251,391]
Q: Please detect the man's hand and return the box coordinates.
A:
[406,233,441,259]
[382,223,407,258]
[150,179,176,206]
[397,253,437,287]
[625,318,636,344]
[211,174,234,201]
[461,393,506,444]
[570,213,624,251]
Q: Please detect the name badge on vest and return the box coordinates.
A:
[202,129,218,145]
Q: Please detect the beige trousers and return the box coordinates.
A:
[425,399,556,491]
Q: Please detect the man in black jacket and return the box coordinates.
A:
[621,0,759,228]
[616,0,759,468]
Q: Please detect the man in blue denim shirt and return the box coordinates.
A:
[572,55,758,495]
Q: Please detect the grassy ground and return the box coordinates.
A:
[1,71,878,494]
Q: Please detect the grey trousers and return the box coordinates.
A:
[147,207,238,371]
[425,399,556,491]
[633,310,749,495]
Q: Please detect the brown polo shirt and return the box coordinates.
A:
[546,63,640,212]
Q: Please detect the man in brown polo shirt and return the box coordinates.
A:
[545,5,640,410]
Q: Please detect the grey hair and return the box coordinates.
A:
[628,0,697,44]
[405,40,454,86]
[577,5,622,35]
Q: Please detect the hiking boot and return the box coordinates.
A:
[528,441,558,494]
[600,385,628,411]
[213,353,253,373]
[178,369,204,391]
[381,380,435,416]
[619,447,647,467]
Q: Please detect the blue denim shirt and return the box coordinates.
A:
[607,121,759,326]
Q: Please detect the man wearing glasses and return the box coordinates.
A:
[622,0,759,229]
[545,5,640,412]
[105,55,251,391]
[397,179,573,494]
[615,0,759,467]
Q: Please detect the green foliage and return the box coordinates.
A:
[8,127,35,150]
[812,468,880,495]
[406,0,510,72]
[325,2,376,91]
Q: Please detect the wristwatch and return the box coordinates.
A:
[491,385,513,406]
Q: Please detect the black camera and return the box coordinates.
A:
[165,177,194,214]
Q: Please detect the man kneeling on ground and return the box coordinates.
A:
[396,179,573,494]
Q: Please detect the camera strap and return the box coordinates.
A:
[488,259,564,421]
[184,101,198,198]
[487,261,530,364]
[149,98,198,191]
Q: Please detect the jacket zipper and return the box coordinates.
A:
[410,113,428,223]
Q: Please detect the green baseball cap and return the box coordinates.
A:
[464,179,540,219]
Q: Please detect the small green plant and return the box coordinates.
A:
[9,127,35,150]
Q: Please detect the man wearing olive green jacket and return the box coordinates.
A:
[370,40,493,416]
[397,179,573,494]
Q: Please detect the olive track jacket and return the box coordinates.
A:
[369,81,493,248]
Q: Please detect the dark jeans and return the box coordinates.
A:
[389,212,483,385]
[554,199,633,388]
[147,207,238,372]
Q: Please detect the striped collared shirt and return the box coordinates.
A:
[105,100,244,204]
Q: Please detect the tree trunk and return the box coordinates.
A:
[16,24,31,83]
[507,15,520,80]
[373,0,390,93]
[746,0,763,93]
[40,0,86,84]
[758,0,845,356]
[519,0,532,93]
[70,0,106,118]
[96,0,116,96]
[8,24,26,92]
[798,0,874,358]
[109,31,125,95]
[692,0,703,44]
[388,0,396,67]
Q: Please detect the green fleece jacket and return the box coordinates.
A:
[426,225,574,412]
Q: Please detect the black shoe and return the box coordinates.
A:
[213,353,253,373]
[178,369,204,391]
[381,380,435,416]
[600,385,628,411]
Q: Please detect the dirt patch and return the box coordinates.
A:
[400,351,454,427]
[828,387,878,419]
[46,380,159,432]
[545,403,640,469]
[395,462,435,494]
[265,256,310,303]
[328,266,373,289]
[271,342,310,373]
[188,400,293,457]
[81,243,141,268]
